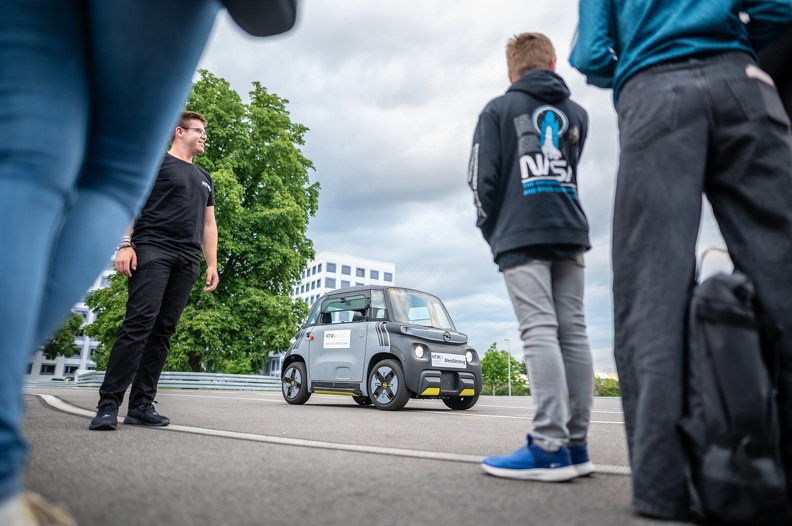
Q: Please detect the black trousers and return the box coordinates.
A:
[759,26,792,118]
[613,53,792,519]
[98,248,199,409]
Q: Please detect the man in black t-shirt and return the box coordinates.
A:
[90,111,219,431]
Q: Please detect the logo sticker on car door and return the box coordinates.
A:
[324,330,351,349]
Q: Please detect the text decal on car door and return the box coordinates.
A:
[324,330,351,349]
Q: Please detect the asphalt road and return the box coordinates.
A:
[21,387,690,526]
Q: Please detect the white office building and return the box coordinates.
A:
[291,251,396,307]
[264,251,397,377]
[26,261,115,380]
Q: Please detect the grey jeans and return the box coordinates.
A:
[614,52,792,520]
[503,255,593,452]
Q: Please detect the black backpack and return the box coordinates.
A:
[680,269,792,524]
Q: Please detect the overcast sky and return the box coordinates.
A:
[197,0,731,375]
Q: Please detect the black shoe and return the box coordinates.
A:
[124,401,170,427]
[89,405,118,431]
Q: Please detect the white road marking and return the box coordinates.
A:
[152,392,625,423]
[34,393,631,476]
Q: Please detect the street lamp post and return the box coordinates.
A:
[504,338,512,397]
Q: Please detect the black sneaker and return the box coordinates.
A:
[124,401,170,427]
[89,405,118,431]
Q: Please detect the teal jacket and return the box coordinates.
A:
[569,0,792,101]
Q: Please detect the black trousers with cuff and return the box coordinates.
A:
[98,247,199,410]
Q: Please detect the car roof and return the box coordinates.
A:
[319,284,438,297]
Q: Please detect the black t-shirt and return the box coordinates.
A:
[132,153,215,257]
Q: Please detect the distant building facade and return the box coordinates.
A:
[264,251,397,377]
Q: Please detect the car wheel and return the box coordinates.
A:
[442,392,479,410]
[352,396,373,406]
[282,362,311,405]
[368,358,410,411]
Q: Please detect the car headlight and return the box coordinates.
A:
[414,345,425,359]
[465,350,474,363]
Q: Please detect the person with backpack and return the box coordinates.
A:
[570,0,792,521]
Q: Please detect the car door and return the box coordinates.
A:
[307,293,369,382]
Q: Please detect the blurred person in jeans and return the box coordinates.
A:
[0,1,297,523]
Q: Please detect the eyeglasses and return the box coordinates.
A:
[180,127,207,137]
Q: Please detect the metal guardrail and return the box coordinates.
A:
[26,371,282,391]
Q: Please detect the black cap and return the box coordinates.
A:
[223,0,299,37]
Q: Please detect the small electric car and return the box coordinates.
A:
[281,285,481,411]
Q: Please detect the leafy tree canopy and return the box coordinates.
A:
[86,70,319,373]
[594,375,621,397]
[41,313,84,360]
[480,342,529,396]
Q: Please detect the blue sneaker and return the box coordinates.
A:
[569,444,596,477]
[481,435,577,482]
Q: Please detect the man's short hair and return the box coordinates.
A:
[506,33,556,80]
[178,111,207,129]
[173,111,207,142]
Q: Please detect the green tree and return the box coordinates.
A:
[41,313,84,360]
[594,375,621,397]
[480,342,529,396]
[85,70,319,373]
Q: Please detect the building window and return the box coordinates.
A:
[370,270,379,280]
[317,263,322,273]
[26,363,32,375]
[341,280,350,288]
[311,266,316,275]
[318,278,323,288]
[326,277,336,289]
[384,272,393,282]
[341,265,351,275]
[300,284,305,293]
[64,365,79,375]
[327,262,336,273]
[311,281,315,290]
[40,364,56,375]
[73,308,89,322]
[356,268,365,278]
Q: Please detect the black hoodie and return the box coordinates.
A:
[468,69,591,266]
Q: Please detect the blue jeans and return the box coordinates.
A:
[503,255,594,452]
[0,0,220,502]
[613,52,792,519]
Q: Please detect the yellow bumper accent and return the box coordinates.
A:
[459,389,476,397]
[314,390,356,396]
[420,387,440,396]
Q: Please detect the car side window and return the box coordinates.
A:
[320,294,368,324]
[371,290,388,320]
[304,304,320,327]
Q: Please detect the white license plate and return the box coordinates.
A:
[431,352,466,369]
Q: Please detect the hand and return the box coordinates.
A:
[114,247,137,277]
[203,266,219,292]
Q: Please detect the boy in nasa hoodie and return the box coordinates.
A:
[469,32,594,482]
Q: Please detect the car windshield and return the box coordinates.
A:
[387,288,456,330]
